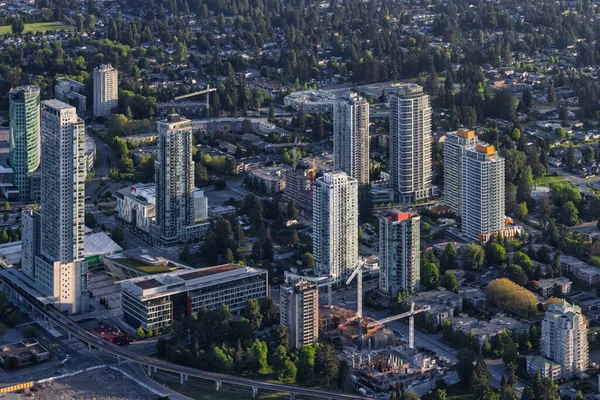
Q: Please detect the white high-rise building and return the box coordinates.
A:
[152,114,199,245]
[541,301,588,378]
[93,64,118,119]
[280,280,319,349]
[333,92,370,186]
[389,84,433,203]
[443,129,477,215]
[378,211,420,299]
[35,100,88,314]
[461,144,505,242]
[312,171,358,281]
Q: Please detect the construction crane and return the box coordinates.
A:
[368,302,431,349]
[346,259,367,322]
[173,84,217,118]
[345,260,430,349]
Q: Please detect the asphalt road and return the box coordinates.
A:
[85,134,118,201]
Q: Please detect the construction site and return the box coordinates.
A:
[288,259,454,395]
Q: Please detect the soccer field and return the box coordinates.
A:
[0,21,74,34]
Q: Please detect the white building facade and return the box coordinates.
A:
[312,172,358,282]
[541,301,589,378]
[443,129,477,215]
[35,100,88,314]
[280,280,319,349]
[378,211,420,299]
[389,84,433,203]
[461,144,505,242]
[93,64,118,119]
[333,92,370,186]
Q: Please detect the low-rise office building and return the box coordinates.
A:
[0,339,50,368]
[119,264,268,331]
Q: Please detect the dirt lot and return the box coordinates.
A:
[36,368,157,400]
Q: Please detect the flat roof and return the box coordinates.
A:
[179,264,240,280]
[120,264,267,301]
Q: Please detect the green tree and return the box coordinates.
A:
[11,16,24,35]
[269,325,290,350]
[136,327,145,340]
[515,202,528,221]
[421,263,440,290]
[560,201,579,226]
[242,299,263,331]
[486,243,507,265]
[259,298,278,327]
[440,271,458,292]
[462,244,485,270]
[272,345,296,380]
[439,243,458,270]
[436,389,447,400]
[225,248,235,263]
[471,359,493,400]
[315,344,339,387]
[502,339,519,366]
[295,345,316,384]
[287,199,298,220]
[247,339,269,373]
[288,229,300,248]
[0,323,6,343]
[302,252,316,268]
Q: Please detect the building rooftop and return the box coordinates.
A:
[119,264,267,301]
[42,98,74,110]
[388,210,418,222]
[537,277,572,290]
[451,314,526,337]
[117,183,156,205]
[0,339,49,363]
[104,248,185,275]
[84,231,123,258]
[526,355,561,370]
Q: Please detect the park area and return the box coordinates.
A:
[0,22,73,34]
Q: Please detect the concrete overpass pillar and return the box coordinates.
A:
[88,342,92,351]
[289,392,295,400]
[251,386,258,398]
[215,381,222,391]
[67,331,71,341]
[147,365,152,376]
[180,373,185,385]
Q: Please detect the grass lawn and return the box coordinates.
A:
[153,372,323,400]
[535,173,569,187]
[0,22,74,34]
[421,384,473,400]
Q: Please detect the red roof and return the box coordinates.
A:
[389,212,416,221]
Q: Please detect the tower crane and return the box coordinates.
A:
[345,260,430,349]
[173,84,217,118]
